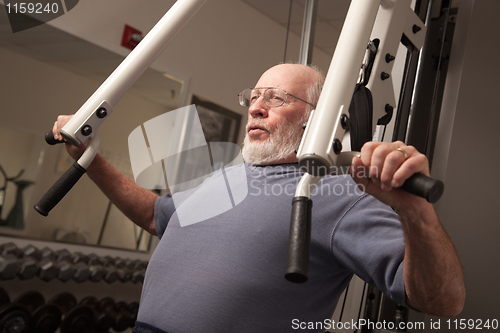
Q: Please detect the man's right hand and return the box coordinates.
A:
[51,114,158,234]
[52,115,89,161]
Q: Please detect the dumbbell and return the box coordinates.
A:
[53,249,91,283]
[0,253,18,280]
[129,260,148,284]
[98,297,134,332]
[116,301,139,329]
[114,257,136,283]
[18,245,41,280]
[48,292,94,333]
[0,286,31,333]
[118,258,147,284]
[69,252,102,283]
[36,247,61,282]
[128,301,139,325]
[0,244,39,280]
[0,243,20,280]
[98,256,120,284]
[85,253,106,283]
[79,296,114,333]
[99,256,131,283]
[113,257,148,284]
[0,243,22,257]
[53,249,77,283]
[13,291,62,333]
[35,248,85,283]
[58,249,112,283]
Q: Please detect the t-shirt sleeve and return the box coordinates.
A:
[330,194,408,307]
[154,186,201,238]
[154,193,176,239]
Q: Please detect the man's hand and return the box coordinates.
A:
[350,140,431,213]
[51,114,158,235]
[52,115,88,161]
[351,141,465,316]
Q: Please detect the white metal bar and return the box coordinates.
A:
[296,0,382,174]
[61,0,207,146]
[294,173,321,198]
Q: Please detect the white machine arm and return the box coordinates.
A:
[35,0,207,216]
[285,0,444,283]
[60,0,207,147]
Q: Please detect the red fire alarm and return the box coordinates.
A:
[121,25,143,50]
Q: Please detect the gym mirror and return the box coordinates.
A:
[0,5,184,252]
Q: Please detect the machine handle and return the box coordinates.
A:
[34,162,86,216]
[35,130,99,217]
[45,131,64,145]
[400,172,444,204]
[285,196,312,283]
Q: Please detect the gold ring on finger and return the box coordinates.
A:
[396,147,408,160]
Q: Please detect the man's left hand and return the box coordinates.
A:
[350,140,431,211]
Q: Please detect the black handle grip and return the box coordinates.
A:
[400,173,444,203]
[34,162,86,216]
[45,131,64,145]
[285,196,312,283]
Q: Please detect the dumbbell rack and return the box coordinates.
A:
[0,287,140,333]
[0,235,150,333]
[0,242,148,284]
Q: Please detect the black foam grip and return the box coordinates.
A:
[34,162,86,216]
[400,173,444,203]
[285,196,312,283]
[45,131,64,145]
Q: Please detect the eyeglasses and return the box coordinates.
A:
[238,87,316,108]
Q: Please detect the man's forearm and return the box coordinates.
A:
[85,153,158,235]
[400,204,465,316]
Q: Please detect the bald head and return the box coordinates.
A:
[256,64,325,110]
[258,63,322,85]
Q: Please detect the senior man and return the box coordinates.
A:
[53,63,465,333]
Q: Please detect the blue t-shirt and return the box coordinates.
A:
[136,163,406,332]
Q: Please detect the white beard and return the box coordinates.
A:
[242,114,307,165]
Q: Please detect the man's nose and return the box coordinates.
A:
[248,96,269,118]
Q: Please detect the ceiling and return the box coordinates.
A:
[241,0,351,56]
[0,4,183,108]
